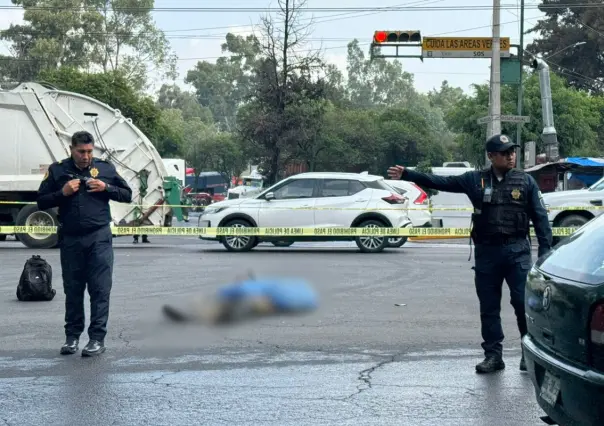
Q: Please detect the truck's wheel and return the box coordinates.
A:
[15,204,59,249]
[553,214,592,245]
[558,214,590,228]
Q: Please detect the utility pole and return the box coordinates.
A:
[486,0,502,165]
[516,0,525,167]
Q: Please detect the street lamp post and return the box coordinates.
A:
[524,41,586,163]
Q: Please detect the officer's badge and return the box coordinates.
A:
[511,188,521,200]
[90,167,99,178]
[500,135,510,144]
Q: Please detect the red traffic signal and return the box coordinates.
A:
[374,31,387,43]
[373,30,421,44]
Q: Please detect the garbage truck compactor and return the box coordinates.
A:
[0,82,184,249]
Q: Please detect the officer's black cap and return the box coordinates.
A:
[486,134,519,153]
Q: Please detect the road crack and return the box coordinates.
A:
[347,354,399,400]
[117,329,131,348]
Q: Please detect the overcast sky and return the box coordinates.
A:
[0,0,546,96]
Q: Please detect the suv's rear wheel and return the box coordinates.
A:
[272,240,294,247]
[355,219,388,253]
[387,236,408,248]
[221,219,257,252]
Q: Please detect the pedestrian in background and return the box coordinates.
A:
[133,234,149,244]
[388,134,552,374]
[37,130,133,357]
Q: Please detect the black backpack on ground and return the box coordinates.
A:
[17,255,56,301]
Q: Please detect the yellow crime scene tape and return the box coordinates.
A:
[0,225,577,237]
[0,200,600,212]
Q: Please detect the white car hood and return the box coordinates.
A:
[208,197,262,209]
[542,189,589,203]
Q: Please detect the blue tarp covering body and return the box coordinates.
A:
[217,278,318,312]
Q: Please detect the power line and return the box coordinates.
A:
[0,0,441,38]
[0,4,602,12]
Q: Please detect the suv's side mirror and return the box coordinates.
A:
[265,192,275,201]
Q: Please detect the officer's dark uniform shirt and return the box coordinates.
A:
[37,157,132,235]
[400,167,552,256]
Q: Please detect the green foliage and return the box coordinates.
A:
[38,67,165,147]
[527,0,604,94]
[0,0,176,90]
[13,2,604,185]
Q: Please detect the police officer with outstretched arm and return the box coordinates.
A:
[37,131,133,357]
[388,134,552,374]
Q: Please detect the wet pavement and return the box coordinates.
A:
[0,234,546,425]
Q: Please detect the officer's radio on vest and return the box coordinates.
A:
[483,187,492,203]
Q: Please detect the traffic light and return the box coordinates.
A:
[373,30,421,44]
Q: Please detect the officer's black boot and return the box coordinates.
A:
[60,337,79,355]
[519,354,527,371]
[475,355,505,374]
[142,235,150,243]
[82,340,105,357]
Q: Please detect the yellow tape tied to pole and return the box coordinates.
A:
[0,225,577,237]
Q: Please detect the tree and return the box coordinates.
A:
[526,0,604,93]
[345,39,418,108]
[156,84,213,123]
[185,33,262,131]
[444,71,603,166]
[0,0,177,90]
[236,0,328,184]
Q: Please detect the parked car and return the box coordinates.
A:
[385,180,432,247]
[523,213,604,426]
[542,175,604,245]
[197,172,412,253]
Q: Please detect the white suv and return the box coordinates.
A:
[197,172,412,253]
[383,180,432,247]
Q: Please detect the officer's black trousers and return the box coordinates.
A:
[59,226,114,342]
[472,238,532,359]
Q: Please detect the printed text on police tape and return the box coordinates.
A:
[0,226,576,237]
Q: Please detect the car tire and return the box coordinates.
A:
[272,240,294,247]
[354,219,388,253]
[387,237,408,248]
[553,214,591,245]
[221,219,257,252]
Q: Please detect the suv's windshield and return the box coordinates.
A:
[589,176,604,191]
[538,215,604,285]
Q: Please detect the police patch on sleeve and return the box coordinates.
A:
[538,190,546,208]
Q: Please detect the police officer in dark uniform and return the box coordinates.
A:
[37,131,132,357]
[388,134,552,374]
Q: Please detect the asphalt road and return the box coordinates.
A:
[0,235,547,426]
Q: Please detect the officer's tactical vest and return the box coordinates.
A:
[471,168,529,243]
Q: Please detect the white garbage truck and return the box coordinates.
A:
[0,82,184,248]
